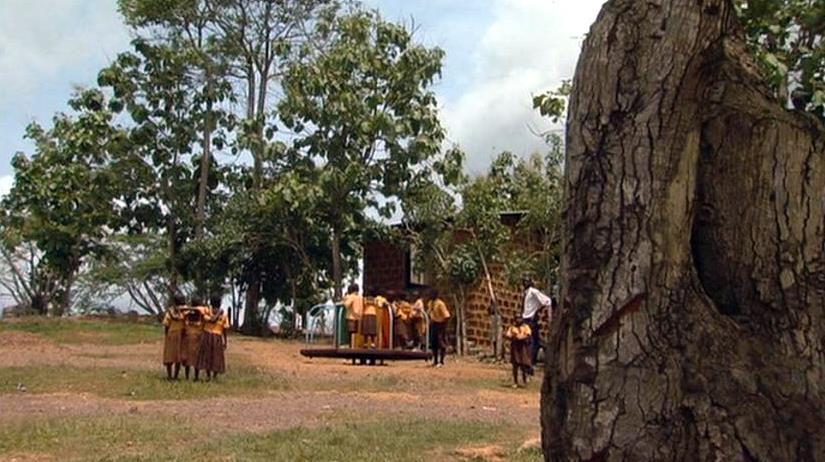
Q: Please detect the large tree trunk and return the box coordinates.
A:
[542,0,825,461]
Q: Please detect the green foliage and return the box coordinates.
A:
[532,79,572,124]
[735,0,825,118]
[278,8,450,210]
[201,172,334,326]
[278,8,458,294]
[1,90,131,314]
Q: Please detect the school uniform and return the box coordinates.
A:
[394,301,413,348]
[182,306,206,367]
[196,309,230,374]
[162,307,185,365]
[362,298,379,338]
[427,298,451,364]
[505,324,532,369]
[411,299,427,346]
[343,293,364,335]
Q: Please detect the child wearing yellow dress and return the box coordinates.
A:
[196,296,230,381]
[505,316,532,388]
[182,300,207,381]
[362,294,379,349]
[342,283,364,349]
[162,294,187,380]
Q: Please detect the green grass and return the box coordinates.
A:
[0,415,198,461]
[0,364,288,400]
[0,317,160,345]
[0,416,536,462]
[203,419,512,462]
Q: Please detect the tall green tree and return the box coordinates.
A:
[204,171,333,333]
[119,0,341,329]
[1,90,128,315]
[279,9,461,298]
[98,39,234,298]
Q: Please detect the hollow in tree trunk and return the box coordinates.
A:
[542,0,825,460]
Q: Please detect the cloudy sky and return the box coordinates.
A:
[0,0,606,197]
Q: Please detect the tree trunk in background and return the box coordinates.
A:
[195,70,213,242]
[542,0,825,460]
[242,275,262,335]
[331,226,343,300]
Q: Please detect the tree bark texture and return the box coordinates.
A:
[542,0,825,461]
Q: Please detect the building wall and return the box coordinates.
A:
[463,261,524,348]
[363,240,407,294]
[362,221,551,354]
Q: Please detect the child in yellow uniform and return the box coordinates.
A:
[427,290,451,367]
[394,297,413,349]
[196,296,230,381]
[182,300,207,381]
[504,316,532,388]
[410,292,427,350]
[162,294,187,380]
[342,283,364,349]
[362,295,379,349]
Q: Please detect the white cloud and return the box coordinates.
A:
[439,0,605,172]
[0,175,11,198]
[0,0,130,105]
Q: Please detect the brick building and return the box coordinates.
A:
[363,212,548,351]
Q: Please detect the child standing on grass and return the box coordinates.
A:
[183,300,207,381]
[504,316,532,388]
[427,290,451,367]
[196,296,229,381]
[162,294,187,380]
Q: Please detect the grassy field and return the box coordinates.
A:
[0,317,159,345]
[0,317,542,461]
[0,364,289,400]
[0,416,541,461]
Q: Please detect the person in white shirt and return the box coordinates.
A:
[522,277,553,375]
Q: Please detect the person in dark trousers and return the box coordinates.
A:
[427,289,451,367]
[521,277,553,375]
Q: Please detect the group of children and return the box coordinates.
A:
[340,282,540,381]
[342,284,451,367]
[159,281,542,388]
[162,295,230,381]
